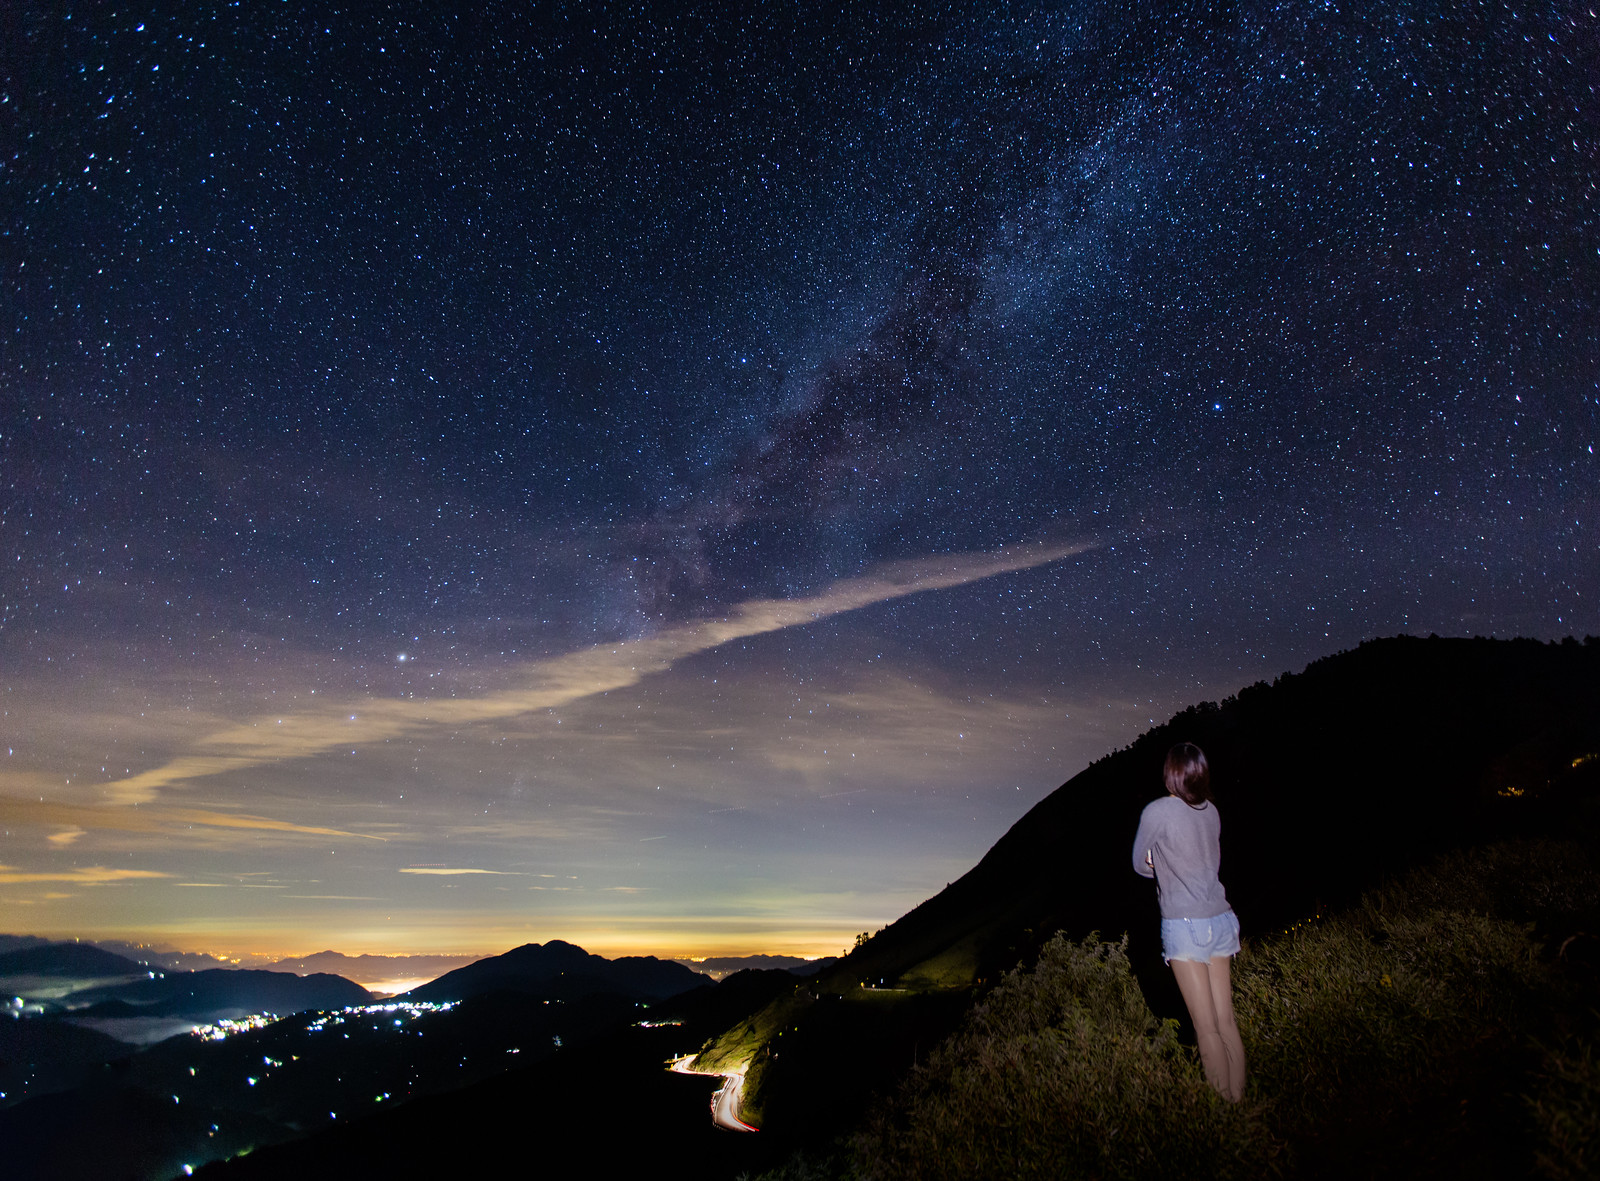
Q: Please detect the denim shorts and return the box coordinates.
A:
[1160,909,1241,964]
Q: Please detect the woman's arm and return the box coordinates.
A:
[1131,806,1159,878]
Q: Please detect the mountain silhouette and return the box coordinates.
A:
[0,943,147,980]
[68,969,371,1020]
[264,951,473,982]
[402,939,708,1003]
[679,955,836,980]
[0,935,55,957]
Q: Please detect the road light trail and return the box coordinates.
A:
[669,1055,757,1132]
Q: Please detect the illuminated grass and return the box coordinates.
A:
[693,989,807,1076]
[892,934,982,991]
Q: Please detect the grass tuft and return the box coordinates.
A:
[1528,1033,1600,1180]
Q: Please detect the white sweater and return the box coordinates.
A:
[1132,796,1231,920]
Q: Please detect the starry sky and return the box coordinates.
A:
[2,1,1595,959]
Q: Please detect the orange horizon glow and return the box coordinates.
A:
[0,919,856,965]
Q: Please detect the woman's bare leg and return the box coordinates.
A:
[1205,955,1246,1100]
[1170,956,1246,1100]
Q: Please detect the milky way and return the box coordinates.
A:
[2,2,1595,956]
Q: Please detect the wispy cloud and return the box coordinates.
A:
[33,540,1094,833]
[282,895,385,900]
[0,798,380,841]
[0,865,173,884]
[398,867,523,876]
[175,882,287,889]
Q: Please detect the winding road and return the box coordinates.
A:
[669,1055,758,1132]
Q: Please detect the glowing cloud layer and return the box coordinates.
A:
[4,540,1095,844]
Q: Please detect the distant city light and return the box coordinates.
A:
[192,1013,279,1042]
[304,1000,456,1034]
[192,1000,455,1043]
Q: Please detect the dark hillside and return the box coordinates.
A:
[195,1016,791,1180]
[0,1017,133,1109]
[0,988,646,1180]
[824,635,1600,997]
[701,636,1600,1143]
[657,967,815,1031]
[0,936,54,956]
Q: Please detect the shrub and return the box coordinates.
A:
[1371,839,1600,927]
[1234,904,1546,1140]
[800,839,1596,1181]
[853,933,1274,1180]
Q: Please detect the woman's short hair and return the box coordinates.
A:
[1164,742,1213,806]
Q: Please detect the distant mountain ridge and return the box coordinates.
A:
[678,955,835,980]
[403,939,707,1003]
[0,943,148,980]
[0,941,480,987]
[0,935,54,957]
[94,942,238,972]
[266,950,476,981]
[68,968,372,1020]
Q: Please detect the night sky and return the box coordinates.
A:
[3,2,1595,959]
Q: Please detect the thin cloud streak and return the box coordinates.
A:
[398,868,523,876]
[0,798,381,841]
[0,865,173,884]
[92,539,1097,811]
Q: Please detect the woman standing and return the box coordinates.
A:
[1132,742,1246,1101]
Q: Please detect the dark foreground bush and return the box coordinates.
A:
[1236,906,1547,1137]
[1234,838,1598,1173]
[839,839,1600,1181]
[852,933,1274,1180]
[744,839,1598,1180]
[1529,1035,1600,1181]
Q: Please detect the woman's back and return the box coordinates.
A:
[1132,795,1229,920]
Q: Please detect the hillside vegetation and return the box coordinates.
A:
[846,836,1599,1179]
[709,636,1600,1174]
[817,635,1600,1002]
